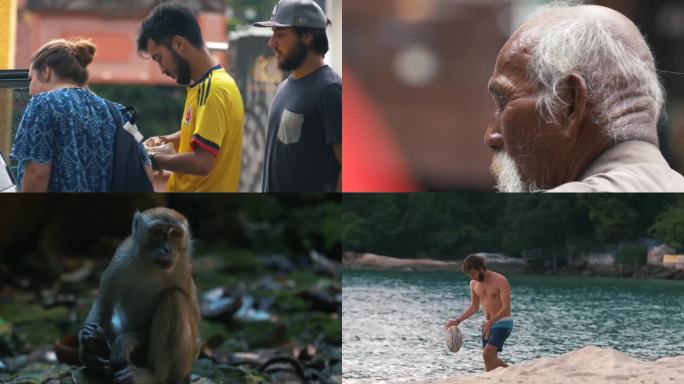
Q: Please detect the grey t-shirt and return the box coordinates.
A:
[262,65,342,192]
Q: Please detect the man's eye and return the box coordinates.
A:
[495,95,507,110]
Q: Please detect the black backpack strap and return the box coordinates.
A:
[105,100,153,192]
[105,100,124,191]
[123,105,137,125]
[105,100,123,131]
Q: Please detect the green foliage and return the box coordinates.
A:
[283,312,341,345]
[615,243,647,267]
[320,202,343,250]
[0,363,73,384]
[501,195,589,254]
[0,304,68,324]
[229,0,278,30]
[89,84,186,138]
[579,195,678,243]
[650,207,684,249]
[166,195,341,260]
[231,321,289,348]
[193,358,267,384]
[220,250,266,273]
[581,196,639,242]
[343,194,680,260]
[288,200,342,252]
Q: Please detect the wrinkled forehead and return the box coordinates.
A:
[489,27,540,92]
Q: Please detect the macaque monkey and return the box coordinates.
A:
[79,208,199,384]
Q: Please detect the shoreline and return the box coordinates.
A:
[420,346,684,384]
[343,252,684,280]
[342,252,459,270]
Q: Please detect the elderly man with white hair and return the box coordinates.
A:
[484,3,684,192]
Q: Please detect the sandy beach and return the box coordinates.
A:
[343,252,459,269]
[422,346,684,384]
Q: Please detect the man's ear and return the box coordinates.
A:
[171,35,185,53]
[301,32,314,49]
[563,73,588,140]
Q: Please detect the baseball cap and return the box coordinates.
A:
[254,0,330,29]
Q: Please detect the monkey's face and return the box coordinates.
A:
[146,223,188,270]
[132,208,191,271]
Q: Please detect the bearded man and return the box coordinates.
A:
[138,3,244,192]
[445,254,513,372]
[255,0,342,192]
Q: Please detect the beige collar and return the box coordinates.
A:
[579,141,668,180]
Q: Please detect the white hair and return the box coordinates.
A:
[526,2,665,142]
[491,151,539,192]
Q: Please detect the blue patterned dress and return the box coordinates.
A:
[10,88,149,192]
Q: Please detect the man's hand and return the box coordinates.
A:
[145,131,181,152]
[482,320,493,340]
[444,318,460,331]
[144,136,166,148]
[144,136,176,155]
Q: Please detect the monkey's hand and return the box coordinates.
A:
[79,322,112,375]
[80,322,111,353]
[113,365,158,384]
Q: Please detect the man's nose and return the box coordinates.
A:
[484,119,504,151]
[268,36,276,49]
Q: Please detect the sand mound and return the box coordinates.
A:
[428,346,684,384]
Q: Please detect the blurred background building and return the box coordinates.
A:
[0,0,342,192]
[343,0,684,191]
[15,0,230,85]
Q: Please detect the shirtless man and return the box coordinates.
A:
[444,254,512,372]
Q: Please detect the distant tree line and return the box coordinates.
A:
[343,194,684,260]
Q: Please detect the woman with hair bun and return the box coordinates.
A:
[10,38,152,192]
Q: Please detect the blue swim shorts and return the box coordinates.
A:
[481,318,513,352]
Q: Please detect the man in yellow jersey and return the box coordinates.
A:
[136,3,244,192]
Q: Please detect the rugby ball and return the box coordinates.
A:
[445,325,463,353]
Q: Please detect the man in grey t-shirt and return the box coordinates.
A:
[255,0,341,192]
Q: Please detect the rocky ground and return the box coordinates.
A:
[0,248,341,384]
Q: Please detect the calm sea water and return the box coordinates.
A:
[342,269,684,382]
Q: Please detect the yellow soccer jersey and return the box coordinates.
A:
[167,65,244,192]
